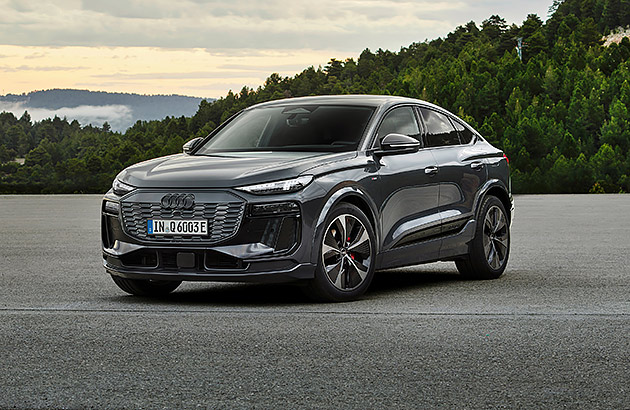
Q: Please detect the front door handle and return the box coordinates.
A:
[471,162,484,171]
[425,166,439,176]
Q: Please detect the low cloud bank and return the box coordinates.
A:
[0,102,133,132]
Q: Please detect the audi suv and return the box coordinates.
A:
[102,95,512,301]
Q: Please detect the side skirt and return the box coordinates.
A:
[375,219,477,270]
[439,219,476,260]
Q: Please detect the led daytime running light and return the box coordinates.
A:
[237,176,313,195]
[112,179,135,196]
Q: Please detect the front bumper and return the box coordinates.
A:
[102,188,320,283]
[104,255,316,283]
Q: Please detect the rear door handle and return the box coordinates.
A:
[425,166,439,175]
[471,162,484,171]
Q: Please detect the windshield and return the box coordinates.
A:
[195,105,375,154]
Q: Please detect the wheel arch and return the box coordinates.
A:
[311,186,381,263]
[476,181,512,223]
[337,195,377,234]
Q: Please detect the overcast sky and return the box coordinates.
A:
[1,0,553,98]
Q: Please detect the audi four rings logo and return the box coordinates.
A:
[161,193,195,210]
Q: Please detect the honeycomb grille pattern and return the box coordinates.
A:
[121,201,245,243]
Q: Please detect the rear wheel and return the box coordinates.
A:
[305,203,376,302]
[111,275,181,296]
[456,195,510,279]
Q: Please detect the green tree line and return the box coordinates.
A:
[1,0,630,194]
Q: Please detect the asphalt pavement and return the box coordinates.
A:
[0,194,628,409]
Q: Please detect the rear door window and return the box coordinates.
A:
[451,119,475,144]
[419,108,460,147]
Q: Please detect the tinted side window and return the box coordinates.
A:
[452,119,475,144]
[376,107,421,141]
[420,108,460,147]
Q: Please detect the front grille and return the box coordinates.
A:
[121,201,245,244]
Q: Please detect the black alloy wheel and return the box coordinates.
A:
[306,203,376,302]
[482,204,509,270]
[456,195,510,279]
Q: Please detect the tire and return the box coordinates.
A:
[304,203,376,302]
[111,275,181,296]
[456,195,510,280]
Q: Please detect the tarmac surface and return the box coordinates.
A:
[0,194,628,409]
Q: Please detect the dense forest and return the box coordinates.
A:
[1,0,630,194]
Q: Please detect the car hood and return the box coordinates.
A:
[118,151,355,189]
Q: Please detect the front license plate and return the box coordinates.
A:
[147,219,208,236]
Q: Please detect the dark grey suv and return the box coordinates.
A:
[102,95,513,301]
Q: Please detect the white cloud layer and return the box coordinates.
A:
[1,0,553,52]
[0,0,554,97]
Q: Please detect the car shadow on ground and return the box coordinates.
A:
[369,268,461,297]
[107,265,463,306]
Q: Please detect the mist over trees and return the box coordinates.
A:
[1,0,630,194]
[0,89,207,132]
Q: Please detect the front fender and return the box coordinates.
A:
[310,185,381,264]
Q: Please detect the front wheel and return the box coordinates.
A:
[111,275,181,296]
[456,195,510,279]
[305,203,376,302]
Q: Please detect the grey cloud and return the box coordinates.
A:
[2,0,553,52]
[0,64,88,72]
[91,71,264,80]
[23,53,47,59]
[188,81,265,91]
[218,63,314,72]
[203,49,290,57]
[444,0,551,25]
[80,0,182,19]
[7,0,35,13]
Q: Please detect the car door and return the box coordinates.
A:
[373,105,441,264]
[417,107,488,256]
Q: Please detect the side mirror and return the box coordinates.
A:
[374,133,421,156]
[183,137,203,154]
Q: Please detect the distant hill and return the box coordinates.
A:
[0,89,213,132]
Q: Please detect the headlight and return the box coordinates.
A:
[112,179,135,196]
[236,176,313,195]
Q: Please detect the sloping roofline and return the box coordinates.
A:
[248,94,445,112]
